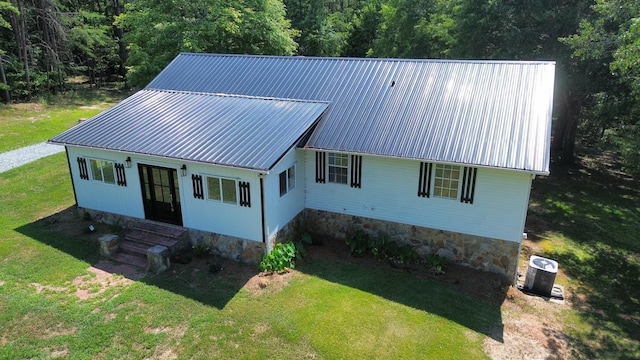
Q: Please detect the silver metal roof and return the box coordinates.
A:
[49,90,329,171]
[148,53,555,174]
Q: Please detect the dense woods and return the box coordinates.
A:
[1,0,639,170]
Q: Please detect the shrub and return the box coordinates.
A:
[259,242,297,273]
[193,243,210,258]
[259,234,312,273]
[345,231,419,265]
[425,253,448,274]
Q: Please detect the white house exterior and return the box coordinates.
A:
[50,53,555,280]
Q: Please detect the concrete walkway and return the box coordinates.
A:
[0,142,65,173]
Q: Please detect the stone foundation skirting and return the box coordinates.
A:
[300,209,520,281]
[77,207,265,265]
[79,207,520,280]
[188,228,265,264]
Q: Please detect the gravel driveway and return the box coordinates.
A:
[0,142,65,173]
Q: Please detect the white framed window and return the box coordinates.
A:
[279,165,296,197]
[89,159,116,185]
[328,152,348,184]
[206,176,237,205]
[433,164,461,199]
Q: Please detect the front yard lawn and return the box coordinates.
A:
[0,153,497,359]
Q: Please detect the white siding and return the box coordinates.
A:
[67,147,263,242]
[67,147,145,219]
[182,162,262,242]
[263,148,306,239]
[305,151,532,242]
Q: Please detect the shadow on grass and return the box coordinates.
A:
[17,206,507,342]
[526,154,640,358]
[296,239,507,343]
[15,206,256,310]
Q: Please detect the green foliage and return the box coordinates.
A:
[193,243,211,258]
[425,253,447,274]
[345,230,419,265]
[259,241,297,273]
[259,234,311,273]
[117,0,298,87]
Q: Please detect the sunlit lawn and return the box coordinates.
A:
[0,89,125,152]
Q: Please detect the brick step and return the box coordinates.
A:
[120,240,151,256]
[133,222,186,240]
[112,252,147,269]
[125,230,179,248]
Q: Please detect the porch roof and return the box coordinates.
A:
[49,89,329,171]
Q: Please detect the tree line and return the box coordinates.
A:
[1,0,639,170]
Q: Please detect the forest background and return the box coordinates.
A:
[1,0,639,171]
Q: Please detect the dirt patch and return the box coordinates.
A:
[72,267,133,300]
[31,266,133,301]
[41,324,77,339]
[243,270,296,295]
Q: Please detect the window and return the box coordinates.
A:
[433,164,460,199]
[279,165,295,197]
[328,153,348,184]
[206,176,237,205]
[89,159,115,184]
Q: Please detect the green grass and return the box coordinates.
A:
[0,153,497,359]
[0,89,126,152]
[528,154,640,359]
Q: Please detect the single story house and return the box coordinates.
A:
[49,53,555,280]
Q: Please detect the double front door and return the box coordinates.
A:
[138,164,183,226]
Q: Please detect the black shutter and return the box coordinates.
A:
[192,174,204,199]
[350,155,362,188]
[461,167,477,204]
[115,163,127,186]
[418,162,432,197]
[315,151,326,183]
[77,157,89,180]
[239,181,251,207]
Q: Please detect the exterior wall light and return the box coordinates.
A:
[180,164,187,177]
[125,156,132,168]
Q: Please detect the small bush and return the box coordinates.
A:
[259,234,311,273]
[260,242,297,273]
[193,243,210,258]
[425,253,448,274]
[346,230,370,257]
[345,231,419,265]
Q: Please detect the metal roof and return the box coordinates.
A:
[148,53,555,174]
[49,90,329,171]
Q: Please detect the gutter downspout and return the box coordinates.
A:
[259,174,267,246]
[64,146,79,206]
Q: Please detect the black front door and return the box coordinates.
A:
[138,164,183,226]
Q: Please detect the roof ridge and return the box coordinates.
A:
[177,52,556,65]
[143,88,330,105]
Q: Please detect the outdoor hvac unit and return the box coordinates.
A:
[524,255,558,297]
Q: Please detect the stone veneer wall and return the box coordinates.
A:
[79,207,521,280]
[78,207,265,264]
[300,209,521,281]
[188,228,265,264]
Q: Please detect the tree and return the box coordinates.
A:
[343,0,382,57]
[369,0,454,58]
[117,0,298,87]
[0,0,18,102]
[561,0,640,171]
